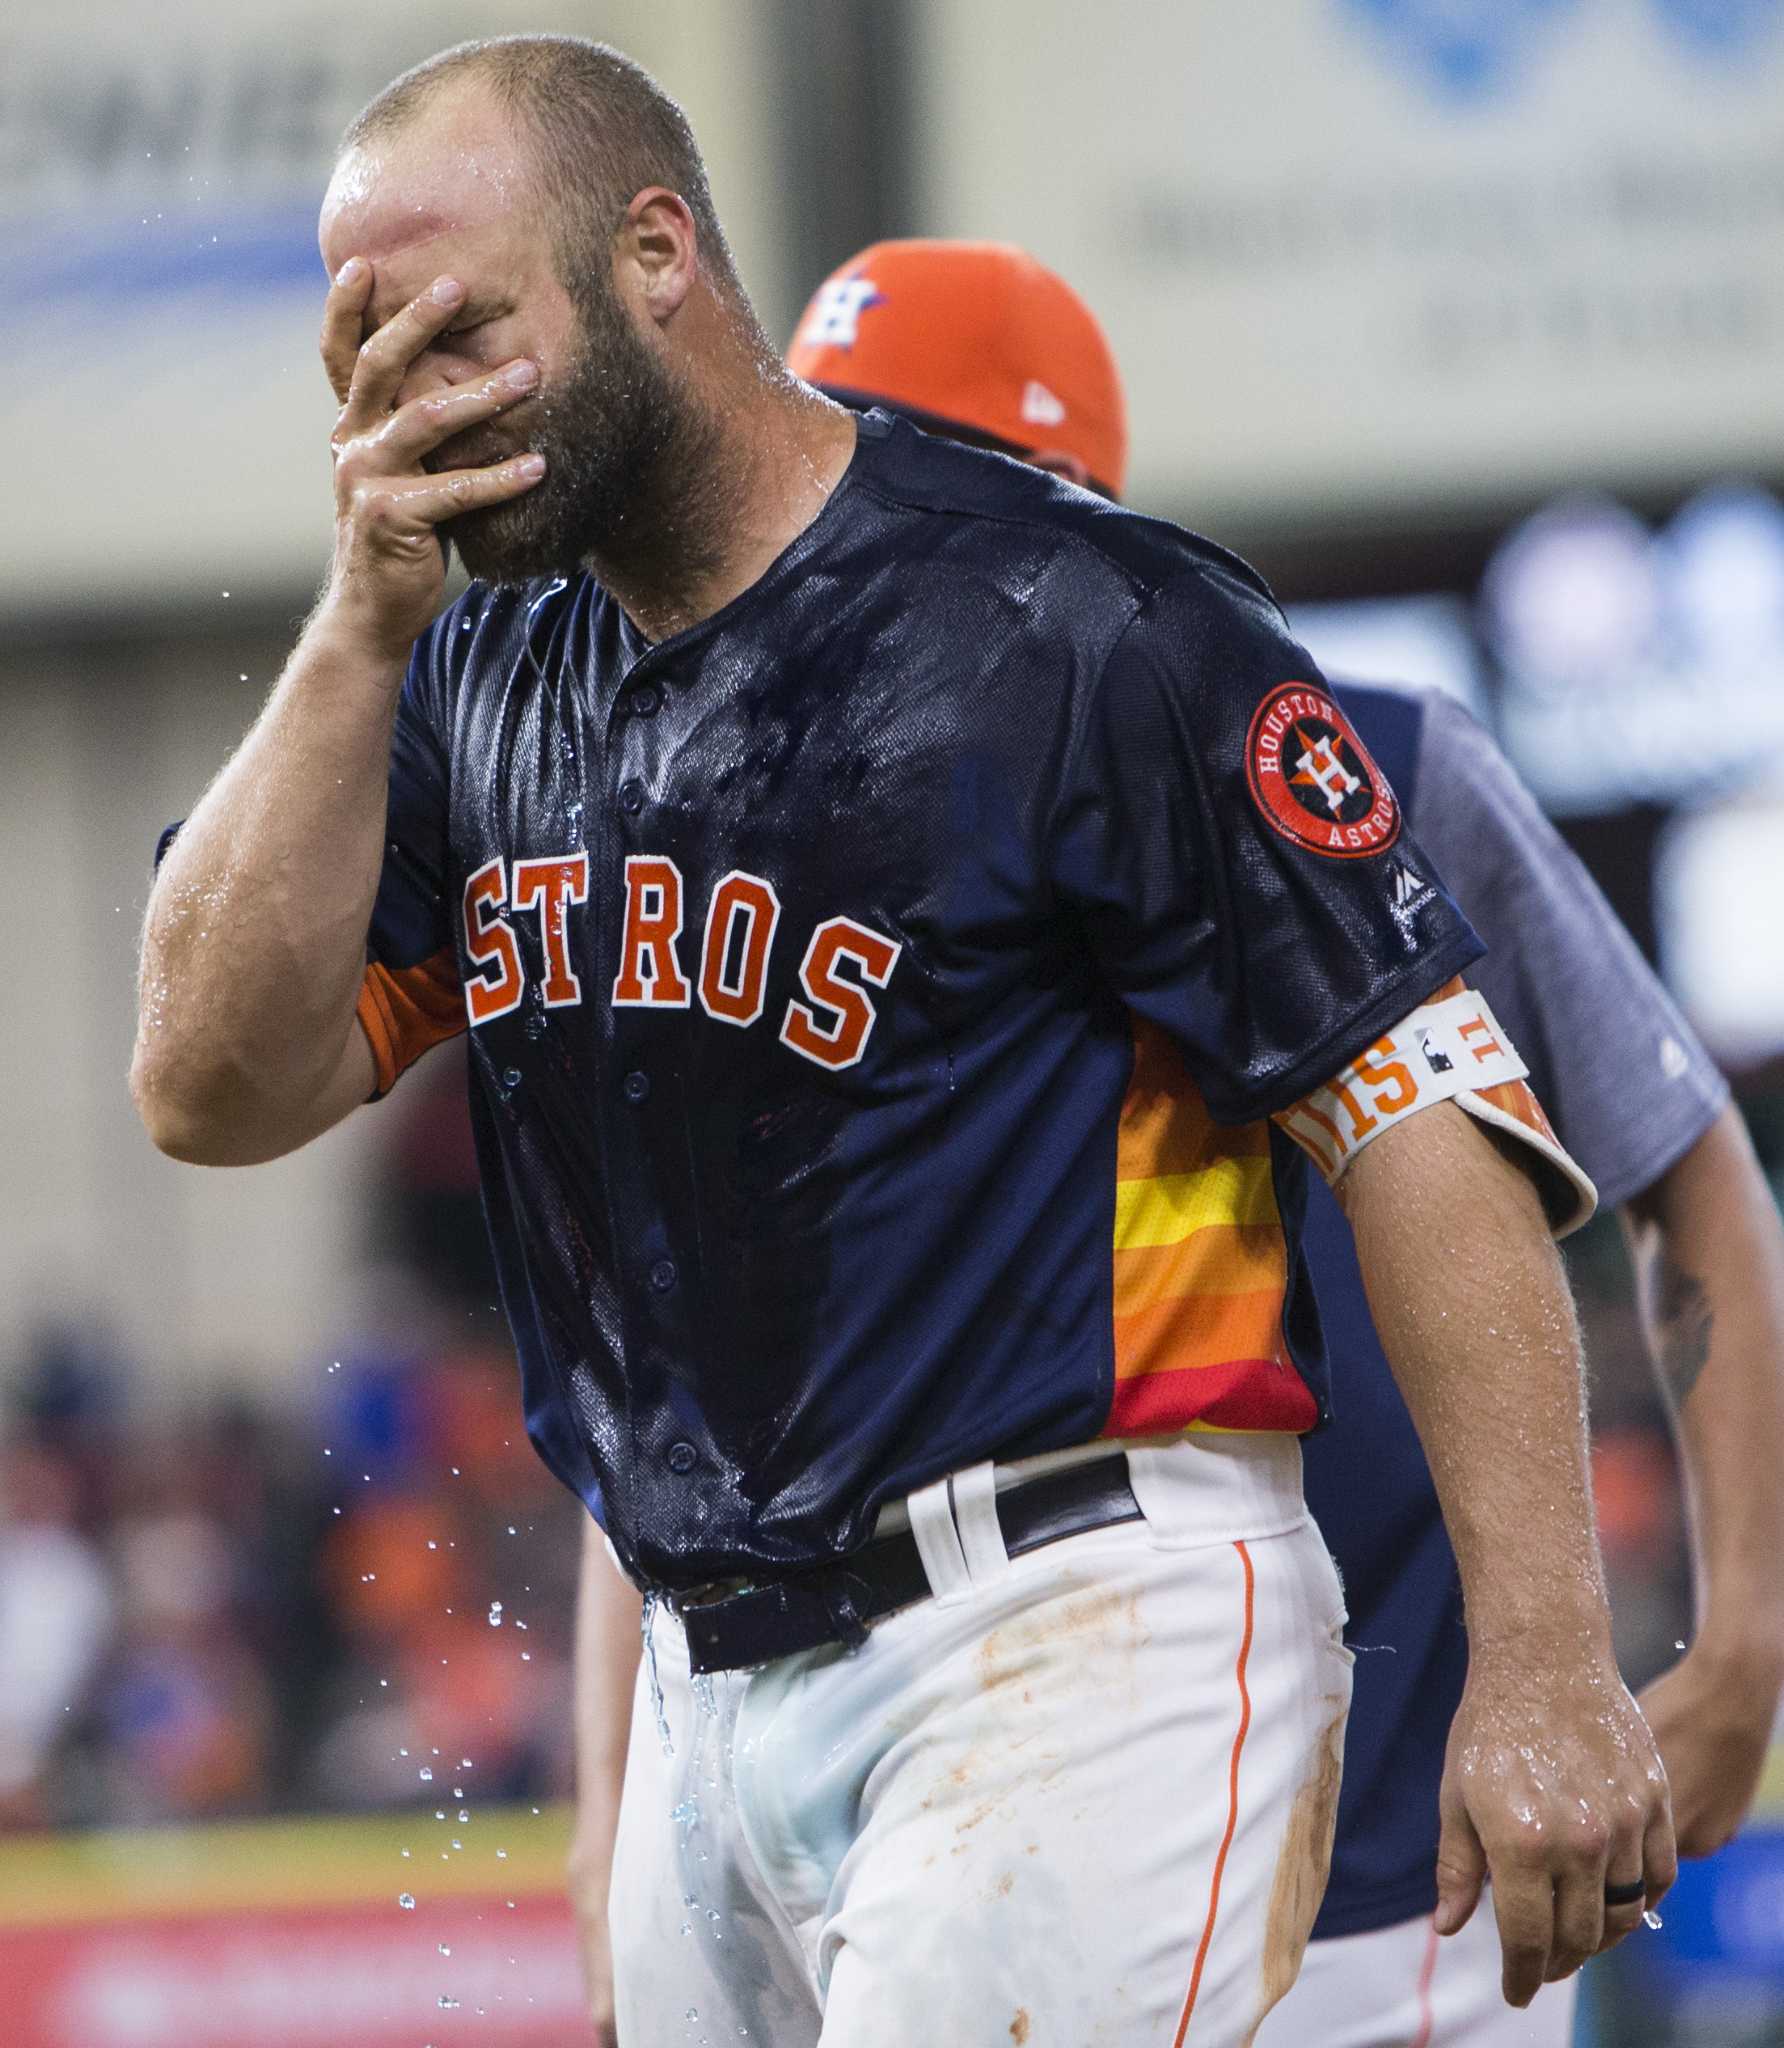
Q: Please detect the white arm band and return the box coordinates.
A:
[1277,991,1597,1238]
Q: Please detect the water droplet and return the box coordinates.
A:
[686,2009,699,2022]
[438,1996,460,2010]
[397,1893,415,1909]
[419,1767,433,1782]
[1643,1908,1664,1931]
[642,1593,673,1756]
[502,1066,522,1089]
[488,1602,504,1626]
[458,1809,470,1823]
[438,1943,452,1957]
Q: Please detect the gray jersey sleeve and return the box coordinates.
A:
[1407,691,1727,1210]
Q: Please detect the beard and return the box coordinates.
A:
[433,275,710,591]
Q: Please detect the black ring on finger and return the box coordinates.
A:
[1603,1877,1647,1907]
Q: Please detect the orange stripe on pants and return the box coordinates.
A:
[1172,1540,1256,2048]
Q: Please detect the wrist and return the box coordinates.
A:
[309,585,424,675]
[1465,1600,1617,1678]
[1689,1611,1784,1693]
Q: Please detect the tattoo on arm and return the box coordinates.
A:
[1655,1255,1714,1410]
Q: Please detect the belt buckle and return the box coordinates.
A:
[670,1575,755,1612]
[819,1569,874,1650]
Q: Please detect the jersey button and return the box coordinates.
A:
[623,1070,651,1104]
[628,683,662,718]
[649,1258,678,1293]
[619,779,645,815]
[666,1441,697,1474]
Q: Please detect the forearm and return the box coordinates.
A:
[132,603,405,1161]
[1624,1105,1784,1670]
[1339,1102,1611,1662]
[570,1518,643,1863]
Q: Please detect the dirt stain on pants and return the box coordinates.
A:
[1248,1692,1347,2043]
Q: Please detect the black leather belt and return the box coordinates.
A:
[676,1453,1142,1675]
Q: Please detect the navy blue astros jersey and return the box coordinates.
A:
[357,411,1479,1590]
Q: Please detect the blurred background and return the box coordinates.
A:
[3,0,1783,2041]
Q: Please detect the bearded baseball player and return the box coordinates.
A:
[133,38,1677,2048]
[567,237,1784,2046]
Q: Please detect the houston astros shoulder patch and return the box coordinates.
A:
[1246,685,1400,860]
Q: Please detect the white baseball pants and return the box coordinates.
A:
[610,1434,1352,2047]
[1254,1903,1579,2047]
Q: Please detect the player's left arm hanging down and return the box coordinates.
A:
[1276,983,1675,2011]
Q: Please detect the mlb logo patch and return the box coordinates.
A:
[799,276,885,350]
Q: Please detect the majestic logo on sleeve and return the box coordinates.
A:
[1245,686,1401,859]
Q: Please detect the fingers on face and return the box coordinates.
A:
[339,276,468,432]
[320,257,374,406]
[366,454,548,530]
[376,362,541,468]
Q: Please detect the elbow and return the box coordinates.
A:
[130,1046,220,1163]
[129,1040,262,1165]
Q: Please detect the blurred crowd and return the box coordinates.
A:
[0,1044,580,1834]
[2,1043,1779,1840]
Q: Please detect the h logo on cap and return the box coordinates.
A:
[800,277,884,350]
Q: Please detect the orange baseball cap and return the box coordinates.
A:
[786,239,1128,499]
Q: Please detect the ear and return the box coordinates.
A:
[616,185,699,326]
[1025,449,1091,489]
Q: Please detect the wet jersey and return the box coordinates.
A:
[1304,681,1728,1940]
[357,411,1480,1589]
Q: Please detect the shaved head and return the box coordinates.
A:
[342,35,747,314]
